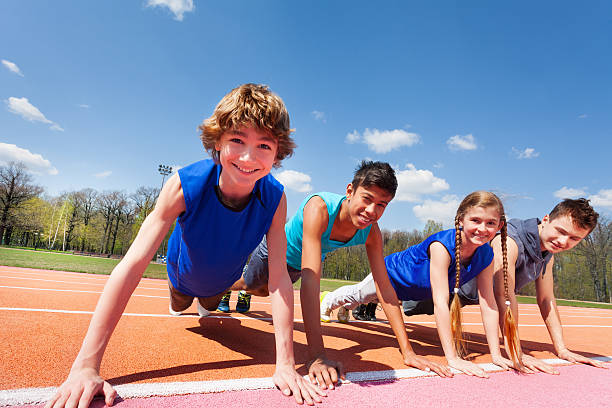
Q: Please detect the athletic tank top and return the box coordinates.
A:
[385,229,494,301]
[167,159,283,297]
[285,192,372,270]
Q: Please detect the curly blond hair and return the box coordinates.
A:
[199,83,295,168]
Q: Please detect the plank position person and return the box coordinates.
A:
[45,84,325,408]
[231,161,451,386]
[490,198,608,372]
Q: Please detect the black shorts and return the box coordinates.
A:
[242,235,302,290]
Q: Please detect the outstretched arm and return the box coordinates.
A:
[367,225,451,377]
[535,257,607,369]
[491,235,557,374]
[476,261,513,370]
[300,197,344,389]
[429,242,488,378]
[45,173,185,408]
[267,193,326,405]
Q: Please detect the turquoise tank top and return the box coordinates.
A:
[285,192,372,270]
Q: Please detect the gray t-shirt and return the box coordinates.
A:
[507,218,553,292]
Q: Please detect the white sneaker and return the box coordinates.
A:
[337,306,350,324]
[320,291,332,323]
[169,304,182,316]
[197,300,210,317]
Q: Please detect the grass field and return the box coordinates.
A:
[1,246,611,309]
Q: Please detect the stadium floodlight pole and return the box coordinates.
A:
[158,164,173,193]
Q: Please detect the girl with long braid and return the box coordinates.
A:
[321,191,521,377]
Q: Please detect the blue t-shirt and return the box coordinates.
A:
[385,229,494,301]
[285,192,372,270]
[507,218,553,292]
[167,159,283,297]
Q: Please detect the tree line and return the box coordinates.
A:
[1,161,610,303]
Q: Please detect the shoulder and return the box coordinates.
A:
[152,172,186,221]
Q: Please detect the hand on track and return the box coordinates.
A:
[403,353,453,377]
[557,349,608,369]
[274,365,326,405]
[521,354,559,374]
[45,367,116,408]
[307,355,345,390]
[447,357,489,378]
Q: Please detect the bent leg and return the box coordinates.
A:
[324,273,379,311]
[168,280,194,313]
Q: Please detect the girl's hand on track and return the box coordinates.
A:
[447,357,489,378]
[403,354,453,377]
[307,356,345,390]
[557,349,609,369]
[273,365,326,406]
[491,355,515,371]
[44,367,116,408]
[521,354,559,375]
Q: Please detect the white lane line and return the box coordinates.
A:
[1,307,612,328]
[1,356,610,406]
[0,286,277,306]
[0,275,166,291]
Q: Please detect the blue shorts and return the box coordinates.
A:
[243,236,302,290]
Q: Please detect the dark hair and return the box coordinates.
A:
[351,161,397,198]
[549,198,599,233]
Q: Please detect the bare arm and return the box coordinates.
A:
[535,258,607,368]
[46,173,186,408]
[429,242,487,377]
[300,197,344,389]
[267,193,325,404]
[367,224,451,377]
[491,235,556,374]
[476,261,513,370]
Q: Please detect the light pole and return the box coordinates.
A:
[158,164,173,192]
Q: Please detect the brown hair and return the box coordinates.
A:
[549,198,599,233]
[450,191,520,367]
[198,83,296,168]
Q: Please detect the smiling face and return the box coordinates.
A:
[215,126,278,192]
[459,206,503,249]
[345,183,393,229]
[539,214,590,253]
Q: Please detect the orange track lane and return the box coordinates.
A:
[1,265,611,390]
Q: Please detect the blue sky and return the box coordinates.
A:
[1,1,611,231]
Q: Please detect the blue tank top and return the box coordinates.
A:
[385,229,494,301]
[166,159,283,297]
[507,218,553,292]
[285,192,372,270]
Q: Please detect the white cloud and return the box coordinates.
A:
[146,0,194,21]
[2,60,23,77]
[554,186,587,200]
[275,170,313,193]
[588,189,612,210]
[413,195,460,227]
[312,110,326,123]
[512,147,540,159]
[578,114,588,119]
[433,162,444,169]
[94,171,112,179]
[0,143,58,175]
[346,128,420,153]
[78,104,90,109]
[395,164,450,202]
[5,97,64,131]
[447,134,477,151]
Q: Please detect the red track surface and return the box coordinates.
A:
[1,265,611,406]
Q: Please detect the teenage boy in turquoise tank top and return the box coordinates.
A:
[46,84,325,408]
[490,198,607,373]
[230,161,448,388]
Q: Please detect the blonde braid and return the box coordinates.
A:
[450,216,466,357]
[501,215,523,368]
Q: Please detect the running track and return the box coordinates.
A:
[1,266,610,407]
